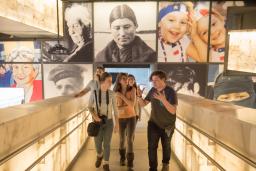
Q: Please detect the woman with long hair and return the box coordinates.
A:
[113,73,137,171]
[127,74,141,122]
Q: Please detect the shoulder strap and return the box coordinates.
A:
[94,90,100,116]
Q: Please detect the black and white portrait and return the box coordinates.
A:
[43,64,93,98]
[158,64,207,97]
[94,2,157,63]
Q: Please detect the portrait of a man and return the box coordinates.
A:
[94,2,157,63]
[43,64,92,98]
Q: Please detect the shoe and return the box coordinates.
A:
[161,163,169,171]
[103,164,110,171]
[95,155,103,168]
[119,149,126,166]
[127,153,134,170]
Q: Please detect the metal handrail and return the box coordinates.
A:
[0,107,89,166]
[176,116,256,168]
[25,114,90,171]
[174,128,225,171]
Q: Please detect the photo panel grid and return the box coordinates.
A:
[157,1,210,63]
[43,64,93,99]
[157,63,207,97]
[0,63,43,103]
[94,1,157,63]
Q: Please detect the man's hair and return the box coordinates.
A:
[109,4,138,27]
[99,72,112,83]
[0,64,6,70]
[150,70,167,81]
[96,66,105,71]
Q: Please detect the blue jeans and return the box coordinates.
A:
[119,117,136,153]
[147,121,174,171]
[94,119,113,161]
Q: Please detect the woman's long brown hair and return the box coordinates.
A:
[113,72,132,93]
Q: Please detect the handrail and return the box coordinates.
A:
[175,128,225,171]
[0,107,89,166]
[25,114,90,171]
[176,116,256,168]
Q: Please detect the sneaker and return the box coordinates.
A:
[161,163,169,171]
[95,156,103,168]
[103,164,110,171]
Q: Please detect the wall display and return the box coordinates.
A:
[0,41,41,62]
[226,31,256,74]
[209,1,244,62]
[158,63,207,97]
[43,64,93,98]
[94,2,157,63]
[0,63,42,103]
[158,1,209,63]
[63,2,93,62]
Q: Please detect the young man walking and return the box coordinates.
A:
[138,70,178,171]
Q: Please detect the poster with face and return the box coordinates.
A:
[158,1,209,63]
[43,64,93,98]
[94,2,157,63]
[0,63,42,103]
[208,1,244,62]
[0,41,41,62]
[227,31,256,73]
[63,3,93,63]
[158,63,207,97]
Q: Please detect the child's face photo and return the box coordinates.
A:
[197,14,225,47]
[209,15,226,47]
[159,11,188,43]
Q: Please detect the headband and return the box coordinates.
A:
[159,3,188,21]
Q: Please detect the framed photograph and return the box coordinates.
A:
[0,63,42,103]
[209,1,244,62]
[157,63,207,97]
[0,41,41,62]
[94,2,157,63]
[158,1,210,63]
[63,2,93,62]
[43,64,93,98]
[41,40,69,62]
[224,30,256,75]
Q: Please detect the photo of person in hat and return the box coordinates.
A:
[94,3,157,63]
[44,64,92,98]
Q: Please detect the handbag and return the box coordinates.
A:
[87,90,101,137]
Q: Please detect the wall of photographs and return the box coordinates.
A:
[1,1,256,108]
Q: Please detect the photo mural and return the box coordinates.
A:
[0,1,254,109]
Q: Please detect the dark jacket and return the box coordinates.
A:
[69,41,93,62]
[95,36,156,63]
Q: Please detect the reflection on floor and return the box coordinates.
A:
[70,112,182,171]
